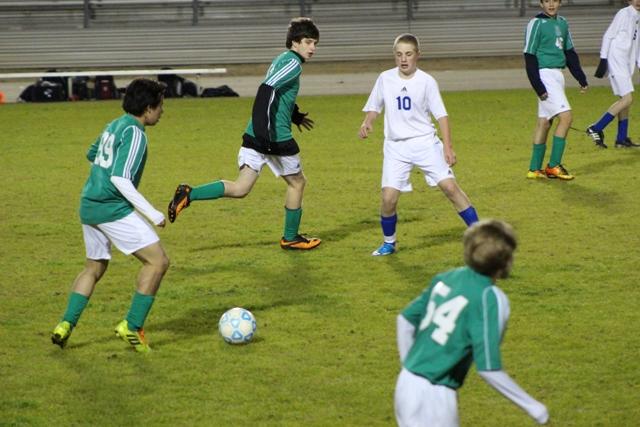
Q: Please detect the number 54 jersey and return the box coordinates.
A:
[80,114,148,225]
[362,68,448,141]
[401,266,510,389]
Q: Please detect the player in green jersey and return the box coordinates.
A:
[394,220,549,426]
[168,17,321,250]
[524,0,588,180]
[51,78,169,353]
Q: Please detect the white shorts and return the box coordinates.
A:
[537,68,571,119]
[82,211,159,260]
[382,135,455,192]
[608,50,635,96]
[394,368,459,427]
[238,146,302,177]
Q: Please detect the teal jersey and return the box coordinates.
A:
[245,50,302,142]
[524,14,575,69]
[401,266,508,389]
[79,114,148,224]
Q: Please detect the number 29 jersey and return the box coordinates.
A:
[79,114,148,225]
[362,68,447,141]
[401,266,510,389]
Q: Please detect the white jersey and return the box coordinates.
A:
[363,68,447,141]
[600,5,640,74]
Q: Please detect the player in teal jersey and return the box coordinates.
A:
[394,220,549,426]
[524,0,588,180]
[168,17,321,250]
[51,78,169,353]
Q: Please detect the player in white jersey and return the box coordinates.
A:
[359,34,478,256]
[51,79,169,353]
[587,0,640,148]
[395,220,549,426]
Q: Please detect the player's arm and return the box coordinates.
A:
[291,104,314,132]
[478,370,549,425]
[524,54,548,99]
[436,115,456,167]
[251,83,276,145]
[110,176,165,227]
[359,111,379,139]
[86,135,101,162]
[396,314,416,363]
[564,48,588,90]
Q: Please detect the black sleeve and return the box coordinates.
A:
[565,48,588,87]
[524,53,547,97]
[594,58,608,78]
[251,83,276,144]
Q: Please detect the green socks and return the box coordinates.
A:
[126,292,156,331]
[283,207,302,241]
[529,143,546,171]
[190,181,225,201]
[549,136,566,168]
[62,292,89,327]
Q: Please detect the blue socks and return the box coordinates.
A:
[617,118,629,142]
[458,206,479,226]
[592,112,615,132]
[380,214,397,243]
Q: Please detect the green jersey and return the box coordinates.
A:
[79,114,148,225]
[401,266,507,389]
[524,13,575,69]
[245,50,303,143]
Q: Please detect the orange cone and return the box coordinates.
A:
[0,91,5,104]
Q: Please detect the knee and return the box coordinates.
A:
[158,255,170,274]
[439,180,460,200]
[288,175,307,192]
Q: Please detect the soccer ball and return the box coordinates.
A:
[218,307,257,344]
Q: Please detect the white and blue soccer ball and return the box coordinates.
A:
[218,307,257,344]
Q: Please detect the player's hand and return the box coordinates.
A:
[295,115,314,132]
[539,92,548,101]
[359,122,372,139]
[157,219,166,228]
[580,85,588,94]
[443,144,457,167]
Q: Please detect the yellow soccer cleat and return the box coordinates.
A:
[526,170,547,180]
[114,320,151,353]
[51,321,73,349]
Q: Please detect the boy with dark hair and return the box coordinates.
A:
[168,17,321,251]
[394,219,549,426]
[587,0,640,149]
[51,78,169,353]
[524,0,588,180]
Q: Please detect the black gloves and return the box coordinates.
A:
[594,58,608,78]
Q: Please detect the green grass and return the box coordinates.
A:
[1,86,638,426]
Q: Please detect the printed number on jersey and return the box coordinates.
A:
[419,281,468,345]
[95,131,115,168]
[396,96,412,111]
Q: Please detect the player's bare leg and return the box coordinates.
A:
[71,259,109,297]
[280,172,320,250]
[222,165,259,198]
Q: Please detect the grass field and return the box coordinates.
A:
[1,85,639,426]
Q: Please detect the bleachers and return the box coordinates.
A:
[0,0,620,70]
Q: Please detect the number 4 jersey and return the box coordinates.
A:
[401,266,510,389]
[79,114,148,225]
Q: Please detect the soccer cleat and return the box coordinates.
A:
[526,170,547,180]
[544,164,574,180]
[168,184,192,223]
[114,320,151,353]
[586,126,607,149]
[614,137,640,148]
[51,321,72,349]
[280,234,321,250]
[372,242,396,256]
